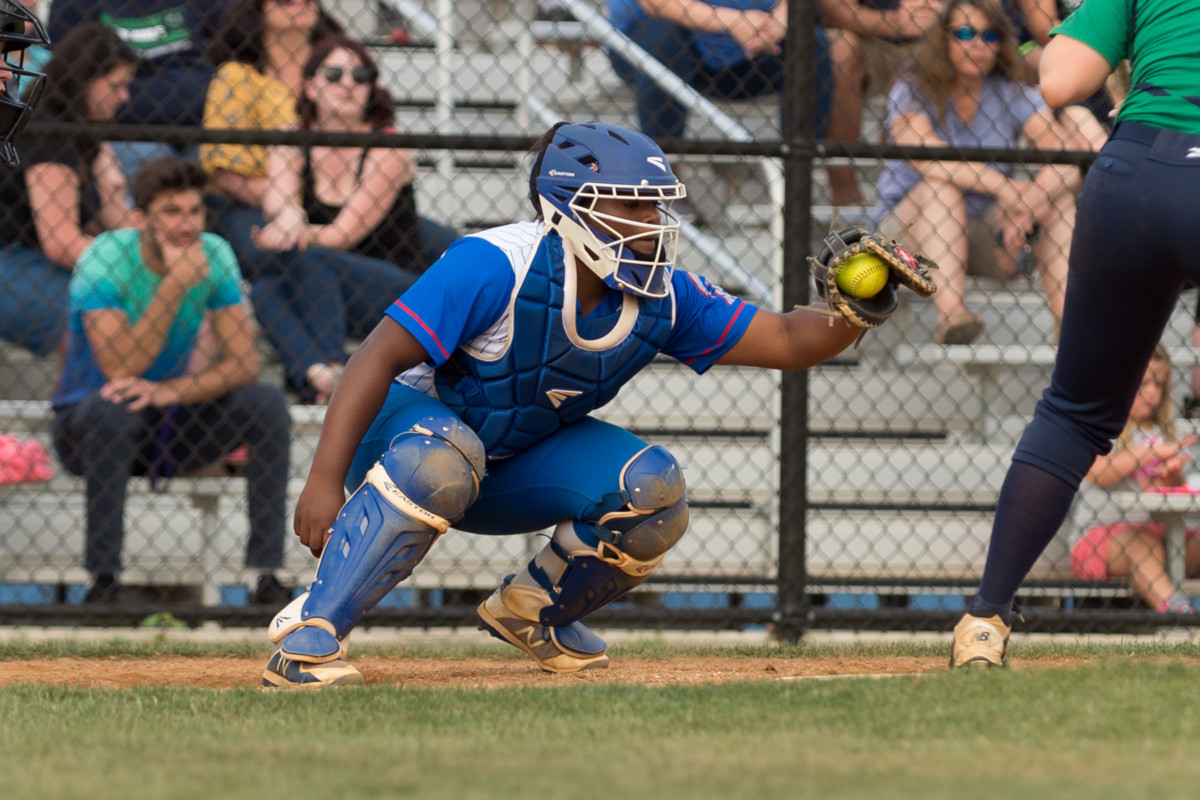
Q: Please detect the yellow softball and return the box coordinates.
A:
[835,252,889,299]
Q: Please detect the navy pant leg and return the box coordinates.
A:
[972,130,1194,614]
[213,202,347,388]
[608,18,699,139]
[53,395,156,575]
[308,248,418,342]
[169,385,291,570]
[1020,135,1186,486]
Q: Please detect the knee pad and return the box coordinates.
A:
[504,445,688,627]
[288,416,485,655]
[376,415,487,523]
[597,444,688,566]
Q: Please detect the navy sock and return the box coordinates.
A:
[969,461,1078,624]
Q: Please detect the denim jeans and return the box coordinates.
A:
[209,200,422,390]
[608,17,832,139]
[0,244,70,357]
[53,384,291,575]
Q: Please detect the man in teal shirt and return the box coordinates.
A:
[51,156,292,605]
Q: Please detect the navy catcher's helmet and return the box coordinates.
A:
[533,122,686,298]
[0,0,49,166]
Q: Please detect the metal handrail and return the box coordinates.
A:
[378,0,782,305]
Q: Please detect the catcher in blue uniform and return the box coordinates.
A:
[263,120,936,688]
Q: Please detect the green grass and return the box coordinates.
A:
[4,639,1200,799]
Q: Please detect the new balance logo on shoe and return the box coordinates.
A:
[476,586,610,673]
[516,624,545,648]
[950,614,1011,669]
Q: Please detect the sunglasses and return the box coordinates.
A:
[321,65,376,85]
[951,25,1001,43]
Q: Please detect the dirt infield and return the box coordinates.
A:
[0,652,1101,689]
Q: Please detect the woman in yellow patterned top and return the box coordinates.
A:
[201,0,341,206]
[200,0,417,403]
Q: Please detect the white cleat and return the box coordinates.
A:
[263,619,360,689]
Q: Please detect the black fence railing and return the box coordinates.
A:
[0,1,1192,638]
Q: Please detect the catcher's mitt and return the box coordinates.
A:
[808,226,938,329]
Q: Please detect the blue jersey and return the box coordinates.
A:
[385,221,755,456]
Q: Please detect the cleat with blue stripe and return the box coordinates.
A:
[262,648,363,689]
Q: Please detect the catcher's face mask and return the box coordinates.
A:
[534,122,685,298]
[0,0,49,167]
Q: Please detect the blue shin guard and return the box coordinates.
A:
[266,417,484,687]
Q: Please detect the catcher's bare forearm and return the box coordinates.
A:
[717,304,860,369]
[785,305,863,367]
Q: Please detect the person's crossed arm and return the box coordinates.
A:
[638,0,786,58]
[85,242,258,411]
[819,0,942,42]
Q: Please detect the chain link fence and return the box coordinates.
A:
[0,0,1195,634]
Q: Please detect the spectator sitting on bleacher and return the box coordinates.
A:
[1000,0,1110,152]
[51,156,292,606]
[202,0,395,403]
[1071,344,1199,614]
[871,0,1080,345]
[47,0,231,183]
[604,0,833,210]
[818,0,945,206]
[201,0,341,210]
[0,23,138,360]
[253,35,456,283]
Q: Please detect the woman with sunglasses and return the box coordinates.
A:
[250,36,456,400]
[255,36,454,280]
[951,0,1200,666]
[201,0,373,402]
[202,0,341,207]
[872,0,1080,345]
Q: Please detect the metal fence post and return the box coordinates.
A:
[775,0,818,641]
